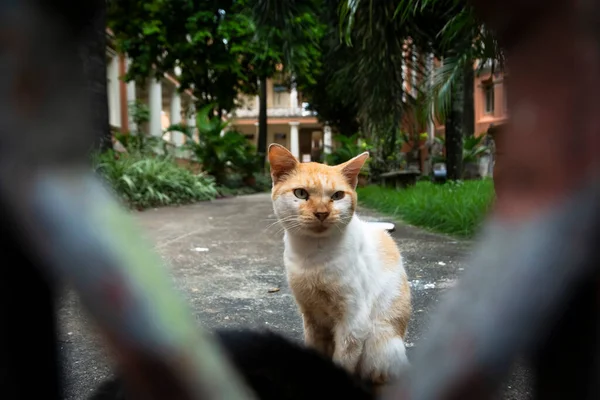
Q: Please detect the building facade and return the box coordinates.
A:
[106,29,198,149]
[230,80,330,163]
[433,62,509,138]
[474,66,508,136]
[106,28,507,168]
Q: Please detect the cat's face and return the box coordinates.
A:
[268,144,369,238]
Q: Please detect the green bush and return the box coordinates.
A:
[114,132,174,156]
[357,180,495,237]
[167,104,263,185]
[431,133,491,164]
[93,151,218,209]
[325,133,372,165]
[217,172,272,197]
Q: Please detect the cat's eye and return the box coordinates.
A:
[293,188,309,200]
[331,191,345,201]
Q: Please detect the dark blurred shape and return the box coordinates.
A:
[38,0,106,36]
[0,203,62,399]
[89,329,376,400]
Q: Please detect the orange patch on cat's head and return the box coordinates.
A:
[268,144,369,236]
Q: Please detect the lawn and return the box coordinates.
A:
[357,180,495,237]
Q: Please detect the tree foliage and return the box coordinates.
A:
[107,0,324,159]
[338,0,503,179]
[108,0,253,114]
[298,1,360,137]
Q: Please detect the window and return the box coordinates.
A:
[274,133,286,145]
[273,84,287,107]
[483,83,494,114]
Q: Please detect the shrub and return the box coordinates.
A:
[217,172,272,197]
[325,133,372,165]
[114,132,174,156]
[93,151,218,209]
[168,104,263,185]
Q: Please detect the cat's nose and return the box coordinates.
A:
[314,212,330,221]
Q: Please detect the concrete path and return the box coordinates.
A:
[57,193,532,399]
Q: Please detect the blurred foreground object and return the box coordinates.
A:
[0,1,253,399]
[383,0,600,399]
[0,0,598,399]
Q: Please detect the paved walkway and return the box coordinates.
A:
[57,193,531,399]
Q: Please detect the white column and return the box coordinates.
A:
[107,55,121,128]
[401,45,407,103]
[323,125,332,155]
[411,49,418,97]
[289,122,300,159]
[126,58,137,133]
[290,83,298,110]
[427,53,435,142]
[149,77,162,137]
[219,113,226,137]
[170,90,183,145]
[186,103,197,142]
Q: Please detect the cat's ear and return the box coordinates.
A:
[337,152,369,188]
[268,143,298,184]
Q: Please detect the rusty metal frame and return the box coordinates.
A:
[0,1,598,400]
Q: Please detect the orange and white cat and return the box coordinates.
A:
[268,143,412,384]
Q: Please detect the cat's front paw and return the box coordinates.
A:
[362,364,410,387]
[332,334,363,373]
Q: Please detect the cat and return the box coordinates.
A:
[88,329,375,400]
[268,143,412,385]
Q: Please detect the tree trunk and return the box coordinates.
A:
[257,76,268,168]
[78,0,112,152]
[463,62,475,137]
[445,71,464,181]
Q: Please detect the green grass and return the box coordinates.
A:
[357,180,495,237]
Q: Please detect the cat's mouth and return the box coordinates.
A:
[311,225,329,233]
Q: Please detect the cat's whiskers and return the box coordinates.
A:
[272,219,306,236]
[263,215,300,233]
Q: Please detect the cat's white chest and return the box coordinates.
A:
[283,239,366,294]
[285,258,346,323]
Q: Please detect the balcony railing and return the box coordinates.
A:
[232,107,317,118]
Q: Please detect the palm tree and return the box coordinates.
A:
[251,0,503,178]
[340,0,503,180]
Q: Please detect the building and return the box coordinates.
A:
[106,26,507,169]
[107,30,330,163]
[105,29,198,148]
[473,64,508,136]
[230,80,329,163]
[433,61,509,137]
